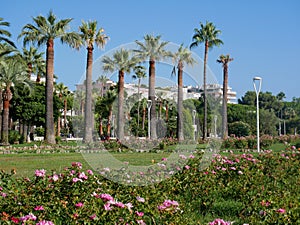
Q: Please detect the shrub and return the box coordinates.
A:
[228,121,251,137]
[234,137,248,149]
[35,127,45,137]
[9,130,21,144]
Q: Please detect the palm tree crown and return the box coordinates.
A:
[18,10,81,144]
[0,17,15,47]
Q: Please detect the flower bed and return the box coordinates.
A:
[1,148,300,224]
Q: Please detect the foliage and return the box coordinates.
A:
[8,130,21,144]
[1,149,300,224]
[228,121,251,137]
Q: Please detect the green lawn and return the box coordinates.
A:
[0,152,170,177]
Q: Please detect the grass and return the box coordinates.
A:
[0,142,287,177]
[0,152,170,177]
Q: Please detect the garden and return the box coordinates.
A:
[1,136,300,224]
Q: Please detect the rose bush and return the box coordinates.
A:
[1,148,300,224]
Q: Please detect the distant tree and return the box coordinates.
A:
[78,20,108,143]
[172,44,196,141]
[217,54,233,139]
[102,49,138,140]
[190,21,223,140]
[135,35,171,139]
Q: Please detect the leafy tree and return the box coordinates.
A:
[190,21,223,140]
[19,10,81,144]
[135,35,171,139]
[0,58,31,145]
[217,54,233,139]
[228,121,251,137]
[102,49,138,140]
[79,20,108,143]
[172,44,196,141]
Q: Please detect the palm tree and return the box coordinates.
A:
[132,65,146,135]
[78,20,108,143]
[172,44,196,141]
[217,54,233,139]
[190,21,223,140]
[0,17,15,47]
[102,49,138,140]
[55,83,69,136]
[135,35,171,139]
[18,46,45,79]
[0,59,31,145]
[96,75,109,97]
[19,11,81,144]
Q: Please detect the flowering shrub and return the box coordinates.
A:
[1,150,300,224]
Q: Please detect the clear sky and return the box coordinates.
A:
[2,0,300,101]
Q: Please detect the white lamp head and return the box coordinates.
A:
[253,76,262,81]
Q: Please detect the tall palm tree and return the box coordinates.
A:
[102,49,138,140]
[217,54,233,139]
[172,44,196,141]
[79,20,108,143]
[135,35,171,139]
[0,59,31,145]
[132,65,146,135]
[190,21,223,140]
[18,11,81,144]
[0,17,15,47]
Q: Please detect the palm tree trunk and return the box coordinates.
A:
[64,99,67,128]
[203,41,209,140]
[2,89,12,145]
[117,70,125,140]
[222,64,228,139]
[107,106,112,137]
[57,116,61,137]
[142,107,146,130]
[149,59,157,139]
[45,39,56,144]
[137,78,141,136]
[177,62,184,141]
[99,117,103,136]
[84,46,94,143]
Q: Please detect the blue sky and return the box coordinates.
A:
[2,0,300,101]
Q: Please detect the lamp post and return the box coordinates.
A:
[253,76,262,152]
[147,100,152,139]
[193,110,196,141]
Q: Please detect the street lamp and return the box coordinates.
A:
[253,76,262,152]
[192,110,196,141]
[214,115,218,137]
[147,100,152,139]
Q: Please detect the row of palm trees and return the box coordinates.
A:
[1,11,234,144]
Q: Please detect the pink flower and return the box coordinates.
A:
[34,205,44,211]
[52,174,59,182]
[35,169,46,177]
[211,170,216,175]
[36,220,55,225]
[87,169,93,175]
[184,165,190,170]
[179,154,187,160]
[238,170,243,175]
[277,208,286,214]
[100,193,114,202]
[125,202,133,210]
[189,154,195,158]
[11,217,20,223]
[104,203,112,211]
[136,211,144,217]
[115,201,125,208]
[209,218,231,225]
[90,214,97,220]
[137,220,146,225]
[75,202,84,207]
[71,162,82,169]
[1,192,7,197]
[136,196,145,203]
[72,178,83,183]
[162,157,167,161]
[78,172,88,180]
[20,213,37,222]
